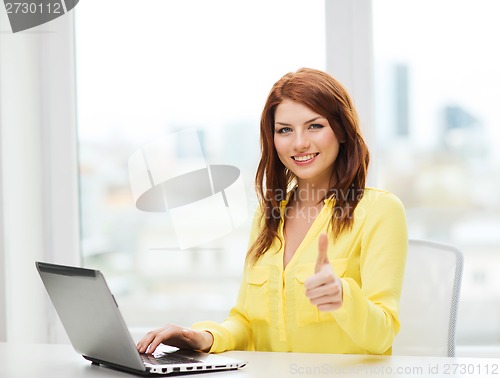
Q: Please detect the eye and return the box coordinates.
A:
[275,126,292,134]
[309,123,325,130]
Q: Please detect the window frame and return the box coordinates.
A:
[0,11,80,343]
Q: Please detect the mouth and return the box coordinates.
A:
[292,153,319,162]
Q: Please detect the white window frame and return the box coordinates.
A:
[0,10,80,343]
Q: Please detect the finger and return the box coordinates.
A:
[147,334,165,354]
[305,282,340,300]
[308,291,342,308]
[315,233,329,273]
[304,265,336,290]
[137,331,160,353]
[317,301,342,312]
[147,326,178,354]
[137,339,150,353]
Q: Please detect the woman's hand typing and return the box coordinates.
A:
[136,324,214,354]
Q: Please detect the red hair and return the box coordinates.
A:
[247,68,370,264]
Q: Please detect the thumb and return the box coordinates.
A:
[315,233,329,273]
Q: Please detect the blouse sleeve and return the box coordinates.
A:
[332,192,408,354]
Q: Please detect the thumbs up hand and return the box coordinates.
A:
[304,233,343,311]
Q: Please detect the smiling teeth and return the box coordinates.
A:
[293,153,317,162]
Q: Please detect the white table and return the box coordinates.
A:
[1,342,499,377]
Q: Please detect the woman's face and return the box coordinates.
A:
[273,99,340,189]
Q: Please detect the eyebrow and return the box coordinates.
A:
[275,116,325,127]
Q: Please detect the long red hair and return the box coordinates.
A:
[247,68,370,264]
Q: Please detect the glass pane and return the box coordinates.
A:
[373,0,500,345]
[75,0,325,332]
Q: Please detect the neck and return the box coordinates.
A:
[294,180,333,207]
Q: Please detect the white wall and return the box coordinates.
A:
[0,9,80,343]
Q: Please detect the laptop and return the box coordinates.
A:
[35,261,246,375]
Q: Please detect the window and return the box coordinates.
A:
[76,0,500,348]
[75,0,325,331]
[373,0,500,345]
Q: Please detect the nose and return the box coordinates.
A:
[293,130,310,151]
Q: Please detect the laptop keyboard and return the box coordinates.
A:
[141,353,203,365]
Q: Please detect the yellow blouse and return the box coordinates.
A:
[193,188,408,355]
